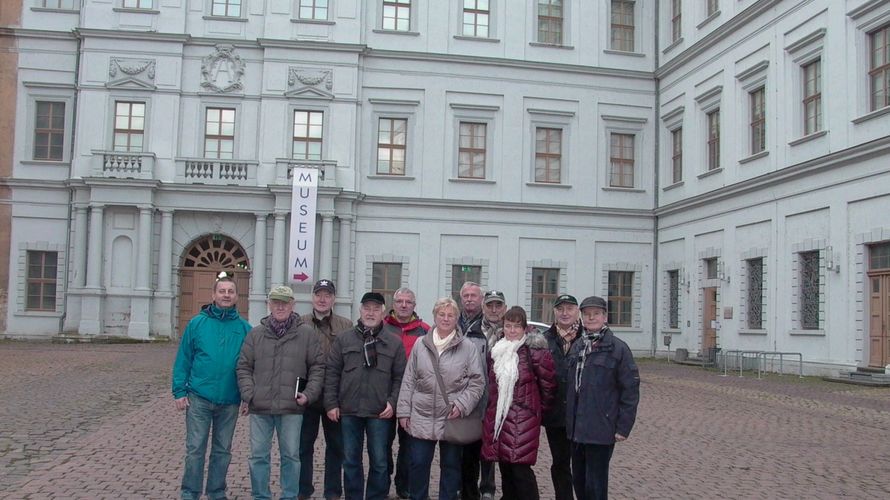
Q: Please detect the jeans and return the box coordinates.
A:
[249,413,304,500]
[544,426,574,500]
[299,405,344,498]
[571,443,615,500]
[181,393,239,500]
[341,415,392,500]
[460,439,495,499]
[498,463,539,500]
[410,438,462,500]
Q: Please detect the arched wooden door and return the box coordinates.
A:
[178,235,251,335]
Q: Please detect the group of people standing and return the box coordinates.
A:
[172,276,640,500]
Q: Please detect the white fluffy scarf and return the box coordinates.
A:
[490,334,526,440]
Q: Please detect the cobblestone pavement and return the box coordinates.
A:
[1,341,889,499]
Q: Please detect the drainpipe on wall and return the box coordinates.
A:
[650,1,662,357]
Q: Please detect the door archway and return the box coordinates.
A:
[178,234,251,335]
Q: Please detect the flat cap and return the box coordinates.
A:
[579,295,608,311]
[361,292,386,305]
[268,285,294,302]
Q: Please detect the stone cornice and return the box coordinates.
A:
[0,27,77,40]
[257,38,366,53]
[75,28,189,43]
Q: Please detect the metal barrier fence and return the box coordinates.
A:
[757,352,804,379]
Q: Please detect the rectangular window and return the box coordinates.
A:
[671,0,682,42]
[747,258,764,329]
[372,263,402,309]
[608,271,633,327]
[293,110,323,160]
[113,101,145,153]
[534,127,562,183]
[458,122,486,179]
[33,101,65,161]
[382,0,411,31]
[803,60,822,135]
[610,0,634,52]
[451,265,482,304]
[750,87,766,154]
[704,257,718,279]
[531,267,559,324]
[122,0,152,8]
[40,0,77,8]
[707,109,720,171]
[299,0,328,20]
[204,108,235,160]
[870,242,890,270]
[671,127,683,184]
[537,0,563,45]
[211,0,240,17]
[609,133,635,188]
[26,251,58,311]
[668,270,679,329]
[462,0,490,37]
[870,26,890,111]
[377,118,407,175]
[799,251,820,330]
[707,0,719,17]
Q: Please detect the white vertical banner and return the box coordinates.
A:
[289,167,318,285]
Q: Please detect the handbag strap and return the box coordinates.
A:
[425,344,452,407]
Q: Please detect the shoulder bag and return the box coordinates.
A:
[426,345,483,444]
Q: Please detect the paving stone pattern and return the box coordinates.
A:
[1,342,889,499]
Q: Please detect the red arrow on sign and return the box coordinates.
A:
[293,272,309,282]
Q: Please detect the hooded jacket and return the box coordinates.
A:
[384,311,430,359]
[541,319,582,428]
[236,313,325,415]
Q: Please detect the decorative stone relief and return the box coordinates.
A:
[107,58,157,89]
[201,44,245,93]
[286,66,333,98]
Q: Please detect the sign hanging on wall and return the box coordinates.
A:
[289,168,318,284]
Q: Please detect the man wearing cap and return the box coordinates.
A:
[541,294,582,500]
[299,279,352,500]
[482,290,506,349]
[566,296,640,500]
[383,287,430,499]
[237,285,325,500]
[325,292,407,500]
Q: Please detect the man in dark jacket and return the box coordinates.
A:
[541,294,582,500]
[566,296,640,500]
[237,285,325,500]
[383,287,429,499]
[326,292,407,500]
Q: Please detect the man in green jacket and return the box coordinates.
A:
[172,275,251,500]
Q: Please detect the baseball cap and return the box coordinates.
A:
[553,294,578,307]
[361,292,386,305]
[268,285,294,302]
[483,290,506,305]
[313,279,336,294]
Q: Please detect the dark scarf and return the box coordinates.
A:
[268,312,298,338]
[358,321,383,367]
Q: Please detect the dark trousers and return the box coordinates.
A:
[544,426,574,500]
[410,438,462,500]
[498,463,539,500]
[571,443,614,500]
[460,439,495,499]
[299,405,344,498]
[388,421,411,496]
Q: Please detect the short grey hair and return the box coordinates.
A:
[393,287,416,301]
[459,281,481,294]
[432,297,460,318]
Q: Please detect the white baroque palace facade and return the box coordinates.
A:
[1,0,889,375]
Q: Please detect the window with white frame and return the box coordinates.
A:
[458,122,487,179]
[706,109,720,170]
[610,0,634,52]
[706,0,718,17]
[298,0,329,21]
[33,101,65,161]
[211,0,241,17]
[803,59,822,135]
[531,267,559,324]
[26,251,58,311]
[667,270,679,329]
[377,117,407,175]
[122,0,152,8]
[609,133,635,188]
[746,258,764,329]
[113,101,145,153]
[798,250,820,330]
[608,271,633,327]
[293,110,323,160]
[671,127,683,184]
[39,0,77,8]
[671,0,681,42]
[382,0,411,31]
[372,262,402,308]
[537,0,563,45]
[870,25,890,111]
[462,0,490,37]
[534,127,562,183]
[749,87,766,154]
[204,107,235,159]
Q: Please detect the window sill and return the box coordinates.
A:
[661,328,681,334]
[203,15,247,22]
[739,150,769,164]
[697,10,721,30]
[788,129,827,147]
[453,35,501,44]
[525,181,570,188]
[663,180,684,191]
[610,327,642,334]
[603,49,645,58]
[739,329,767,336]
[602,186,645,193]
[372,29,420,36]
[367,174,416,180]
[529,42,575,50]
[113,7,160,14]
[20,159,70,167]
[697,167,723,179]
[851,105,890,124]
[788,329,825,336]
[17,310,63,318]
[448,177,496,184]
[663,37,684,55]
[291,18,335,25]
[31,7,80,14]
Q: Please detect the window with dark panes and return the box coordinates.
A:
[462,0,490,37]
[611,0,634,52]
[27,251,58,311]
[372,263,402,309]
[293,110,323,160]
[383,0,411,31]
[608,271,633,327]
[707,109,720,170]
[204,108,235,159]
[451,265,481,304]
[870,25,890,111]
[707,0,719,17]
[458,122,486,179]
[377,118,407,175]
[531,268,559,324]
[704,257,718,280]
[750,87,766,154]
[609,133,634,188]
[803,60,822,135]
[113,101,145,153]
[869,242,890,271]
[799,251,820,330]
[537,0,563,45]
[671,127,683,184]
[34,101,65,161]
[671,0,681,42]
[668,270,679,329]
[747,258,764,329]
[534,127,562,183]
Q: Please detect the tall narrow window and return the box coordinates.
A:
[451,265,482,304]
[293,111,323,160]
[377,118,407,175]
[668,270,679,329]
[671,128,683,184]
[26,251,58,311]
[609,133,635,188]
[298,0,328,20]
[462,0,490,37]
[803,60,822,135]
[870,26,890,111]
[33,101,65,161]
[204,108,235,159]
[534,127,562,183]
[750,87,766,154]
[608,271,633,327]
[671,0,682,42]
[531,267,559,324]
[372,263,402,308]
[747,258,764,329]
[123,0,152,8]
[707,109,720,170]
[458,122,486,179]
[799,251,820,330]
[707,0,719,17]
[611,0,634,52]
[704,257,718,279]
[382,0,411,31]
[211,0,240,16]
[113,102,145,153]
[537,0,563,45]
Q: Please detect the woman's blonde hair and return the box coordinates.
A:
[431,297,460,318]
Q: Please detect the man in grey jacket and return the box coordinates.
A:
[237,285,325,500]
